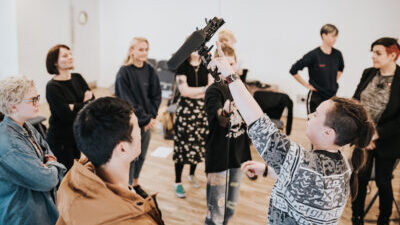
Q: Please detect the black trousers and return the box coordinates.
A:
[352,150,397,220]
[306,91,330,114]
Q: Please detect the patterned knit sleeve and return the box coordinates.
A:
[248,114,301,175]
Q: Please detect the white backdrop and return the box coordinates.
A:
[6,0,400,118]
[0,0,19,79]
[98,0,400,117]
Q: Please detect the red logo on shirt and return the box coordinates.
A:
[319,64,327,68]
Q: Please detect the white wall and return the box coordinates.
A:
[71,0,100,84]
[98,0,220,87]
[0,0,19,79]
[16,0,100,102]
[16,0,71,101]
[99,0,400,118]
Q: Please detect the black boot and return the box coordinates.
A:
[377,215,389,225]
[351,216,364,225]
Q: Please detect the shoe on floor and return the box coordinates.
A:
[188,175,200,188]
[174,183,186,198]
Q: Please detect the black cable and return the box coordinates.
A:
[223,98,232,224]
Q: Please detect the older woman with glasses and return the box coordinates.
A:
[0,76,66,225]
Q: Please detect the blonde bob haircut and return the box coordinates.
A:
[0,76,35,115]
[214,44,237,62]
[218,29,236,46]
[124,37,149,65]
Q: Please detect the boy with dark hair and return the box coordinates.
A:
[290,24,345,114]
[56,97,164,225]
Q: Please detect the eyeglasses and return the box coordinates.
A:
[22,95,40,105]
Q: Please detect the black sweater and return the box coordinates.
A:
[290,47,344,98]
[204,82,251,173]
[353,65,400,158]
[115,63,161,127]
[46,73,91,146]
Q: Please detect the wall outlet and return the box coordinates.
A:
[296,94,307,104]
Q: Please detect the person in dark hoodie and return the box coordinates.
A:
[115,37,161,198]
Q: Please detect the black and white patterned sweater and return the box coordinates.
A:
[248,115,351,225]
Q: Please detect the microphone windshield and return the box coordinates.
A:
[167,30,205,71]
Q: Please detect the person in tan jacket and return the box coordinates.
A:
[56,97,164,225]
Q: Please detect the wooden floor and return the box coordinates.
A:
[38,88,400,225]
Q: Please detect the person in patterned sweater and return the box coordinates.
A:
[210,42,375,225]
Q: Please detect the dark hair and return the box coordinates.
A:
[46,44,70,75]
[324,97,375,200]
[73,97,134,167]
[320,24,339,36]
[371,37,400,61]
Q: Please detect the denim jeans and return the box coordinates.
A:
[129,128,151,185]
[205,168,242,225]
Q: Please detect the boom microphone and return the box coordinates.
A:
[167,31,205,71]
[167,17,225,73]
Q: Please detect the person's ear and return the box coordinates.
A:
[323,127,334,137]
[10,104,18,114]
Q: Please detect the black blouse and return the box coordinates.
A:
[175,60,208,87]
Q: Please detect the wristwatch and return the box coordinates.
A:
[225,74,240,84]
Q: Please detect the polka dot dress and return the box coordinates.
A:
[173,97,209,164]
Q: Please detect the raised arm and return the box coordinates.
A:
[209,43,301,174]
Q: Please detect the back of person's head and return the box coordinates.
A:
[46,44,70,75]
[214,44,237,62]
[320,24,339,36]
[324,97,375,200]
[124,37,149,65]
[0,76,35,116]
[218,29,236,47]
[371,37,400,61]
[73,97,134,167]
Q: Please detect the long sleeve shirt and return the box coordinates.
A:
[115,63,162,127]
[248,115,351,225]
[289,47,344,98]
[46,73,92,146]
[0,116,66,225]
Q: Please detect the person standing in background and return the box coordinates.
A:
[173,51,213,198]
[46,44,94,171]
[115,37,161,198]
[289,24,344,114]
[351,37,400,225]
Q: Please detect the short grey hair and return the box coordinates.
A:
[0,76,35,115]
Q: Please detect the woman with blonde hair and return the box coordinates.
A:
[0,76,66,225]
[115,37,161,198]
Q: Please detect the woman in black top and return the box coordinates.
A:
[45,44,93,171]
[173,51,213,198]
[351,38,400,225]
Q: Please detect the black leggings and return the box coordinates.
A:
[352,151,397,220]
[175,163,197,183]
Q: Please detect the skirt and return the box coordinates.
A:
[173,97,208,164]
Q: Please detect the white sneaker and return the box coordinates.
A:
[188,175,200,188]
